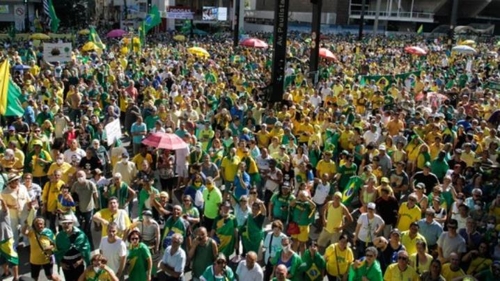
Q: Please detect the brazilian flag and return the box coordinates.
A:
[342,176,364,206]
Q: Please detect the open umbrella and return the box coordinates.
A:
[461,40,476,46]
[415,91,449,102]
[142,133,188,150]
[188,47,210,58]
[404,46,427,56]
[78,29,90,35]
[107,29,127,38]
[240,38,268,48]
[452,45,477,54]
[82,42,97,52]
[30,33,50,40]
[319,48,337,61]
[174,35,186,42]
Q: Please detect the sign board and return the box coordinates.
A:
[202,7,227,21]
[0,5,9,14]
[13,5,25,31]
[166,6,193,19]
[105,119,122,147]
[43,43,73,62]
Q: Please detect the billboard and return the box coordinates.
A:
[167,6,194,19]
[202,7,228,21]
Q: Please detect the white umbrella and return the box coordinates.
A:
[452,45,477,54]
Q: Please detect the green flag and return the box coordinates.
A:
[44,0,60,33]
[144,5,161,32]
[89,27,106,50]
[5,80,24,117]
[139,21,146,47]
[8,25,16,41]
[342,176,364,206]
[417,25,423,34]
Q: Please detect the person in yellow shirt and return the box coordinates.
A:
[400,222,427,256]
[441,252,466,280]
[47,154,77,185]
[383,250,419,281]
[396,195,422,232]
[78,254,119,281]
[316,151,337,181]
[22,217,60,281]
[42,170,65,232]
[92,197,132,239]
[324,234,354,278]
[25,140,53,186]
[132,146,154,168]
[461,143,476,167]
[220,148,241,186]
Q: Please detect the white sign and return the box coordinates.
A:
[167,6,194,19]
[218,7,228,21]
[43,43,73,62]
[14,5,25,31]
[105,119,122,147]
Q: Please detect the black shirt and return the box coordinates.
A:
[375,195,399,225]
[412,171,440,195]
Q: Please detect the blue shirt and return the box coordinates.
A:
[233,172,251,200]
[131,122,147,144]
[417,219,443,246]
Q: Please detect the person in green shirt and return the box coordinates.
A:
[241,200,266,255]
[335,155,358,192]
[137,178,159,219]
[162,205,191,250]
[269,185,296,223]
[348,246,383,281]
[301,241,326,281]
[126,229,152,281]
[144,109,160,132]
[290,191,316,253]
[200,253,235,281]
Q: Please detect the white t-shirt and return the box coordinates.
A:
[236,260,264,281]
[100,237,127,273]
[63,148,86,164]
[262,232,288,264]
[356,213,384,243]
[312,182,331,205]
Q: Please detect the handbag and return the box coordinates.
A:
[286,221,300,235]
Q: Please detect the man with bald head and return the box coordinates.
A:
[273,264,289,281]
[236,251,263,281]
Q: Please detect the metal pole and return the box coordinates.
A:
[450,0,459,42]
[309,0,322,84]
[270,0,290,102]
[358,0,366,40]
[373,0,381,34]
[233,0,240,47]
[24,0,30,32]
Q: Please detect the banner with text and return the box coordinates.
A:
[167,6,194,19]
[105,119,122,147]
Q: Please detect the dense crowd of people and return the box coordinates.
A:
[0,30,499,281]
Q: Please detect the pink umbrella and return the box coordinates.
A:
[415,91,448,101]
[404,46,427,56]
[107,29,127,38]
[240,38,269,48]
[319,48,338,61]
[142,132,188,150]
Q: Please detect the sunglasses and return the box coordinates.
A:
[447,225,457,229]
[130,237,139,241]
[365,254,374,258]
[398,256,408,261]
[250,192,257,195]
[216,260,226,265]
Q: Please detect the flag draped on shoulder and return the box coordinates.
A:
[144,5,161,32]
[43,0,60,33]
[0,60,24,117]
[89,27,106,50]
[342,176,364,206]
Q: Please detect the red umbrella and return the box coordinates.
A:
[319,48,338,61]
[415,92,448,101]
[240,38,269,48]
[142,132,188,150]
[404,46,427,56]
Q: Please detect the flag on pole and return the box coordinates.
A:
[43,0,60,33]
[342,176,364,206]
[89,27,106,50]
[144,5,161,32]
[417,25,423,34]
[0,60,9,115]
[139,21,146,47]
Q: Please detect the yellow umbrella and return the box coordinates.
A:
[188,47,210,58]
[461,40,476,46]
[82,42,97,52]
[78,29,90,35]
[30,33,50,40]
[174,35,186,42]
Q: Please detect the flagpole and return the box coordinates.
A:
[25,0,30,32]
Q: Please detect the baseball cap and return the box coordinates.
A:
[367,202,376,210]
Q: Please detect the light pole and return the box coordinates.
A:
[309,0,322,84]
[358,0,366,40]
[24,0,30,32]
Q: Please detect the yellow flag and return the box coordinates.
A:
[0,60,10,115]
